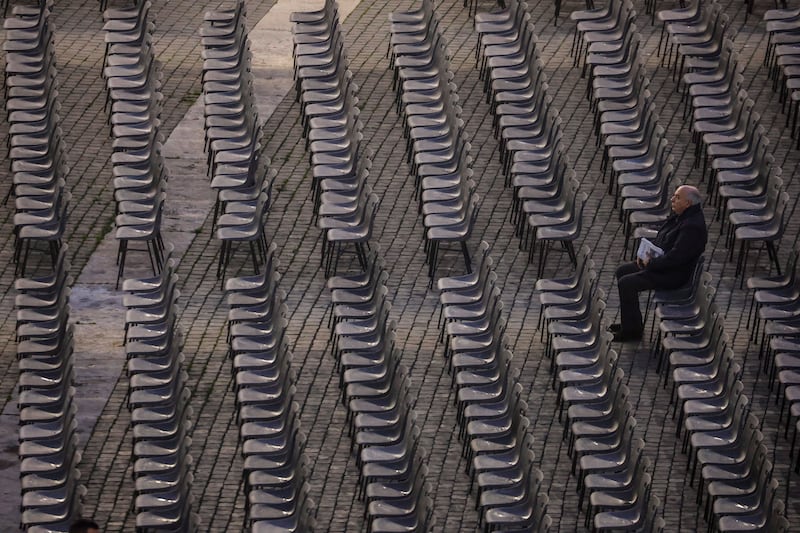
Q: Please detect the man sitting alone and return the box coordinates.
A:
[610,185,708,342]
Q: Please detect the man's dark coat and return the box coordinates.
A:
[643,202,707,289]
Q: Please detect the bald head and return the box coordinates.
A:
[671,185,701,215]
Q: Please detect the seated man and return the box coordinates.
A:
[610,185,708,342]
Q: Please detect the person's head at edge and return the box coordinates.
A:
[671,185,702,216]
[69,519,100,533]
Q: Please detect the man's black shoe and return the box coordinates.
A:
[607,323,622,333]
[612,329,643,342]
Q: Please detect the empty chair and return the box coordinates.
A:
[426,195,480,286]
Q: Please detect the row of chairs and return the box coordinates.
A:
[122,246,199,532]
[223,242,317,532]
[435,241,553,532]
[3,0,53,124]
[647,279,790,532]
[577,3,677,263]
[476,0,586,277]
[17,245,86,531]
[648,10,796,524]
[747,248,800,485]
[653,1,793,295]
[659,0,731,84]
[571,0,636,73]
[326,248,434,532]
[475,0,528,69]
[201,1,278,282]
[762,7,800,143]
[389,0,482,284]
[764,7,800,119]
[8,10,83,529]
[102,0,168,289]
[535,245,663,532]
[657,0,787,281]
[673,36,788,283]
[534,245,663,532]
[749,247,800,386]
[572,5,675,261]
[682,378,781,532]
[292,0,381,278]
[6,1,71,278]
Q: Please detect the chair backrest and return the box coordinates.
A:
[535,499,552,533]
[713,354,741,395]
[714,37,736,70]
[784,247,800,285]
[527,59,548,99]
[712,12,730,42]
[643,494,663,533]
[634,472,653,504]
[508,401,532,440]
[573,191,588,226]
[619,7,637,37]
[602,0,626,24]
[767,499,789,532]
[508,0,528,29]
[662,256,706,303]
[603,364,626,395]
[462,195,481,239]
[748,456,776,507]
[617,28,641,65]
[639,106,662,143]
[469,240,492,274]
[725,89,750,125]
[612,383,632,414]
[358,190,380,230]
[588,290,607,329]
[417,494,435,532]
[723,385,749,430]
[483,350,517,405]
[522,21,540,62]
[626,438,649,479]
[617,409,638,445]
[701,1,724,26]
[575,244,593,274]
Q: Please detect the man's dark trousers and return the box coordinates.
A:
[615,262,658,335]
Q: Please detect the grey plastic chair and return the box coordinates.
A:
[475,0,528,60]
[581,440,648,513]
[593,492,660,533]
[567,378,629,455]
[587,445,650,528]
[557,337,617,414]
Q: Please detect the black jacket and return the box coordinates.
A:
[645,203,707,289]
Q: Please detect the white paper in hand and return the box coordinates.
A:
[637,238,664,262]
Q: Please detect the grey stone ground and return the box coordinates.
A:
[1,0,799,531]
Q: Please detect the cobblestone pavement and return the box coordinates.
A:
[2,0,800,531]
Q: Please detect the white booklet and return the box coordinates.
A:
[637,238,664,262]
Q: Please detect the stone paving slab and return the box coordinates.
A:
[1,0,800,531]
